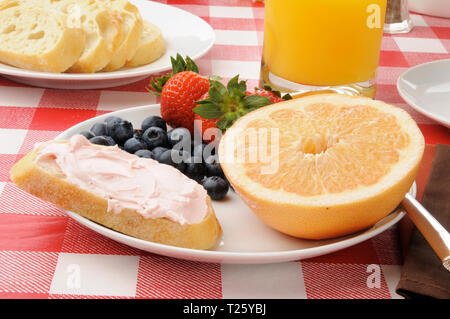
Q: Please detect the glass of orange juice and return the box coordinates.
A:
[260,0,387,98]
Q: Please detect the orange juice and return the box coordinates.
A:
[262,0,387,87]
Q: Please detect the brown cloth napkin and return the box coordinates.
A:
[396,144,450,299]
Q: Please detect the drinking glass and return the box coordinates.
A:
[384,0,414,34]
[260,0,388,98]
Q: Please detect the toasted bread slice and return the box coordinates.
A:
[126,20,165,67]
[10,140,222,250]
[51,0,123,73]
[100,0,143,71]
[0,3,85,72]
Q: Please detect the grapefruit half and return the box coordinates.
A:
[219,94,424,239]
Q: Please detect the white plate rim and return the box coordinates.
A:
[64,208,407,264]
[56,104,414,264]
[397,58,450,128]
[0,0,215,81]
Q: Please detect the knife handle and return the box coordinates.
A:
[402,193,450,271]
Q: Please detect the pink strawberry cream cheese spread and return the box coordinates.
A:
[34,135,208,225]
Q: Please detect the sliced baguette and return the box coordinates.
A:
[126,20,165,67]
[10,143,222,250]
[100,0,143,71]
[51,0,123,73]
[0,4,85,72]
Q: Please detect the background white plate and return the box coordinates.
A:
[55,104,415,264]
[409,0,450,19]
[0,0,215,89]
[397,59,450,128]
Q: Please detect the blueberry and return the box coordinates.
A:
[204,142,217,157]
[141,116,167,133]
[89,136,112,146]
[205,155,224,177]
[194,142,216,160]
[223,175,233,192]
[158,149,187,172]
[142,127,168,150]
[184,157,206,183]
[176,149,191,162]
[152,146,169,161]
[202,176,229,200]
[123,137,147,154]
[105,116,123,124]
[104,116,123,135]
[79,130,95,139]
[192,142,205,158]
[108,120,134,144]
[191,140,197,152]
[90,122,107,136]
[157,149,175,166]
[134,149,154,159]
[104,136,117,146]
[167,128,191,148]
[173,149,190,173]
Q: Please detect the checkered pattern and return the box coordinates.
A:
[0,0,449,299]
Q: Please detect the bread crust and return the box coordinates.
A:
[0,6,86,73]
[10,150,222,250]
[126,21,165,67]
[63,5,124,73]
[101,1,143,71]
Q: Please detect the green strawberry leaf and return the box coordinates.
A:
[194,98,213,105]
[282,93,293,100]
[193,103,223,119]
[261,84,281,98]
[216,115,234,131]
[229,87,246,101]
[147,54,199,94]
[171,53,198,74]
[258,84,293,100]
[243,95,273,109]
[147,74,171,95]
[272,90,282,98]
[227,75,247,93]
[208,75,223,81]
[185,56,199,74]
[193,77,282,131]
[208,80,227,103]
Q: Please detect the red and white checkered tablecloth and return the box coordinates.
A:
[0,0,449,299]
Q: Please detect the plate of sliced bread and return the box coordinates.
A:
[0,0,215,89]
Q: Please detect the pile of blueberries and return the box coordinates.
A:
[78,115,229,200]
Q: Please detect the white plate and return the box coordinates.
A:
[55,104,415,264]
[409,0,450,19]
[397,59,450,128]
[0,0,215,89]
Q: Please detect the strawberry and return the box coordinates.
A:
[250,90,284,103]
[194,93,221,143]
[148,54,200,94]
[160,71,209,133]
[250,85,292,103]
[193,76,275,142]
[194,114,220,143]
[148,54,209,133]
[194,80,293,143]
[148,54,292,136]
